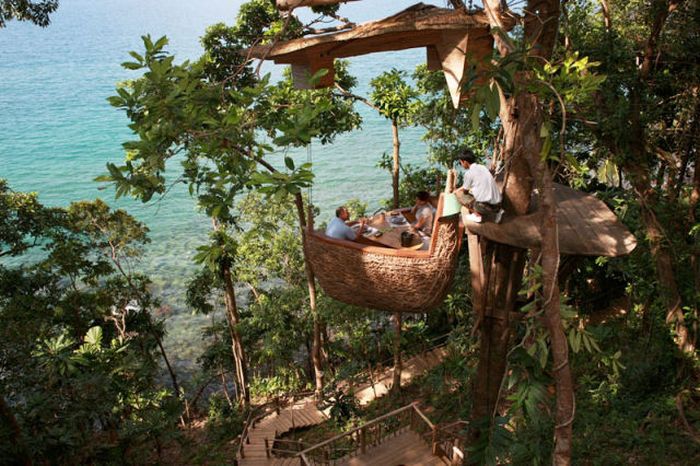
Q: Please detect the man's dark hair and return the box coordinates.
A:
[335,206,346,217]
[416,191,431,202]
[457,148,477,164]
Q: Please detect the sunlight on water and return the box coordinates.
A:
[0,0,446,371]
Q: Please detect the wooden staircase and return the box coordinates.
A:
[336,429,444,465]
[237,345,450,466]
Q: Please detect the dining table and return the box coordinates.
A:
[353,210,424,250]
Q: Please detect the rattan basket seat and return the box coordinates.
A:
[305,195,462,313]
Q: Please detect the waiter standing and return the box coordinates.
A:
[455,149,504,224]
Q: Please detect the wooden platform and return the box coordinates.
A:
[337,429,442,466]
[463,184,637,257]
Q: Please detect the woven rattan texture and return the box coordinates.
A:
[306,214,461,313]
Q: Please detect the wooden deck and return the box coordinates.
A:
[463,183,637,257]
[237,347,448,465]
[337,429,443,466]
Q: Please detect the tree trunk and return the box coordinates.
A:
[252,157,325,398]
[535,163,575,466]
[293,193,324,398]
[391,312,402,392]
[471,91,536,426]
[222,263,250,407]
[154,334,181,399]
[392,121,400,209]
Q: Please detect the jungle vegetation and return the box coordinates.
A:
[1,1,699,464]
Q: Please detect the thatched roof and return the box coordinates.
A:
[463,184,637,257]
[246,3,502,106]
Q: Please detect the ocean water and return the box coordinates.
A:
[0,0,444,369]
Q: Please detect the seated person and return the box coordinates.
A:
[454,149,504,224]
[326,206,366,240]
[410,191,436,236]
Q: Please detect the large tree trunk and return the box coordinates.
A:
[473,3,567,461]
[222,263,250,407]
[471,90,536,426]
[392,121,400,209]
[294,193,324,398]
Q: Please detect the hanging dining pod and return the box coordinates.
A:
[245,2,638,314]
[305,185,464,314]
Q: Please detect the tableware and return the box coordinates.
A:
[400,231,414,247]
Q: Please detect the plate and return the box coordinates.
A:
[388,216,407,225]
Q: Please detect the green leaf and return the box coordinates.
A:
[84,326,103,346]
[284,156,295,170]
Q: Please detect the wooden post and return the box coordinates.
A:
[265,438,270,458]
[410,407,415,430]
[391,312,402,392]
[360,426,367,454]
[431,426,438,456]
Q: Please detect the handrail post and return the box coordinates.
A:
[265,438,270,458]
[410,407,415,431]
[431,426,438,456]
[360,426,366,454]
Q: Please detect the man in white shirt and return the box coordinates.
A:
[455,149,504,224]
[326,206,366,240]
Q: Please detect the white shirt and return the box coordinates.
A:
[462,163,502,204]
[415,205,435,236]
[325,217,357,241]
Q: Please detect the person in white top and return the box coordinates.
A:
[455,149,504,224]
[326,206,366,241]
[409,190,436,250]
[410,191,436,235]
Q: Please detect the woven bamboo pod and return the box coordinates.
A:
[305,195,461,313]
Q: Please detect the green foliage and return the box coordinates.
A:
[376,160,443,208]
[0,0,58,28]
[234,0,303,45]
[257,60,362,145]
[411,65,495,167]
[0,181,180,464]
[343,198,367,219]
[369,68,418,125]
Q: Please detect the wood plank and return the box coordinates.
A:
[464,184,637,257]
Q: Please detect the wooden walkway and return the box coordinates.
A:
[237,346,448,465]
[337,429,443,466]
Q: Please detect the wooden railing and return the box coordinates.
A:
[298,402,435,465]
[344,332,451,392]
[236,390,315,463]
[428,420,468,465]
[238,332,454,464]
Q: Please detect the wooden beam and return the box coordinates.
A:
[291,56,335,89]
[277,0,359,11]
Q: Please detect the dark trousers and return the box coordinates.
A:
[455,190,500,215]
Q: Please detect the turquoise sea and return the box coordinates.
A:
[0,0,444,370]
